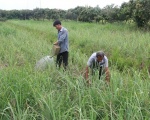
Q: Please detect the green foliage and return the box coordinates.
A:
[0,20,149,119]
[132,0,150,27]
[65,11,78,20]
[0,17,7,22]
[94,15,103,23]
[0,1,150,28]
[78,7,97,22]
[101,4,120,23]
[119,2,132,21]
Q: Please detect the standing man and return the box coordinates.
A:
[85,51,110,84]
[53,20,69,70]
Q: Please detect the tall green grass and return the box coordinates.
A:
[0,20,150,120]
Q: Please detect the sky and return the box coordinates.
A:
[0,0,129,10]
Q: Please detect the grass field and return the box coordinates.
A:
[0,20,150,120]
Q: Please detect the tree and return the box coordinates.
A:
[19,10,33,20]
[33,8,46,21]
[94,15,103,23]
[119,2,132,22]
[78,7,97,22]
[132,0,150,27]
[101,4,120,23]
[65,11,77,20]
[0,10,7,21]
[45,9,52,20]
[6,10,21,19]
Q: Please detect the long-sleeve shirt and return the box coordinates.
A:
[57,27,69,53]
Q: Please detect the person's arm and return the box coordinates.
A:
[104,56,110,82]
[85,66,91,85]
[85,55,94,85]
[104,67,110,82]
[85,66,89,79]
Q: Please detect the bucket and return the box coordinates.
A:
[52,45,60,56]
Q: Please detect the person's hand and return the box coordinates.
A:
[53,41,58,45]
[87,79,91,86]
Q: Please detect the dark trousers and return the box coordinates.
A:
[56,51,68,69]
[91,61,103,79]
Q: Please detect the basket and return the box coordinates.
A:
[52,45,60,56]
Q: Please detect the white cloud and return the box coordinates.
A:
[0,0,129,10]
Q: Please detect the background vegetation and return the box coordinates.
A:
[0,0,150,28]
[0,0,150,119]
[0,19,149,119]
